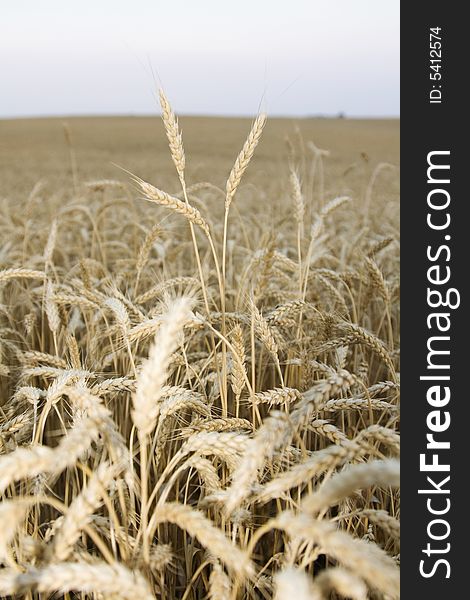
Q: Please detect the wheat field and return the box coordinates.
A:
[0,94,399,599]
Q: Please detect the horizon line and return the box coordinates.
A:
[1,111,400,121]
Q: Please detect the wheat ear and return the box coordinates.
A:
[311,567,368,600]
[134,176,210,236]
[226,113,266,207]
[132,297,193,436]
[360,509,400,541]
[0,268,45,282]
[0,408,106,494]
[159,88,185,179]
[256,443,359,504]
[133,297,194,562]
[147,502,253,578]
[274,567,317,600]
[301,459,400,514]
[0,562,154,600]
[51,462,122,561]
[0,501,28,563]
[208,562,232,600]
[274,512,399,599]
[225,411,289,514]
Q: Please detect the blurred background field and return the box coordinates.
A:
[0,116,399,199]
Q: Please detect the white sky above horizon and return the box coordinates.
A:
[0,0,399,119]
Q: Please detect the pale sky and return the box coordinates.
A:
[0,0,399,118]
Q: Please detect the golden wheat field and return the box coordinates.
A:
[0,97,400,599]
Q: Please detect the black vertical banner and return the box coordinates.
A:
[401,3,466,598]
